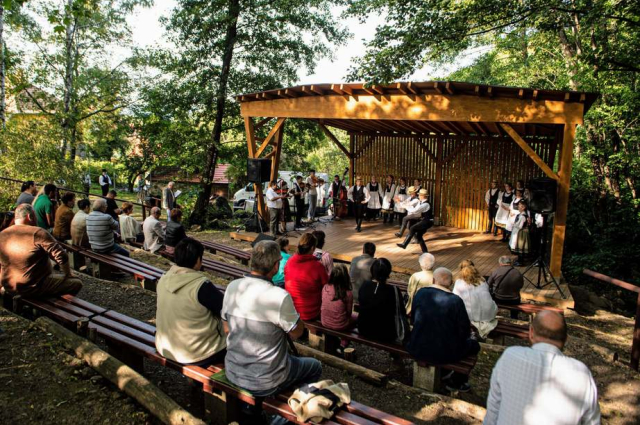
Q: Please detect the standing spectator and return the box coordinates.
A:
[86,199,129,257]
[82,173,91,196]
[16,180,37,206]
[272,237,291,288]
[405,253,435,315]
[266,180,285,236]
[221,240,322,400]
[484,311,600,425]
[0,204,82,298]
[105,190,121,223]
[162,181,176,221]
[321,264,354,333]
[284,233,328,321]
[165,209,187,255]
[358,258,401,343]
[53,192,76,241]
[33,183,57,231]
[306,169,318,221]
[407,267,480,392]
[143,207,165,254]
[71,199,91,247]
[349,242,375,303]
[119,202,141,244]
[99,169,112,196]
[453,260,498,339]
[487,256,524,318]
[312,230,334,277]
[155,238,227,366]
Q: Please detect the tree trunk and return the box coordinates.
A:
[0,5,6,129]
[61,0,75,159]
[190,0,241,225]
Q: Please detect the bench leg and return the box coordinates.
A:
[324,335,340,355]
[413,362,441,392]
[1,291,13,310]
[204,389,241,425]
[486,334,505,345]
[107,343,144,373]
[69,252,85,271]
[141,278,157,292]
[308,330,324,351]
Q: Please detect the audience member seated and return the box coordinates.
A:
[487,255,524,319]
[16,180,37,206]
[312,230,333,277]
[358,258,401,343]
[221,240,322,400]
[321,264,354,332]
[105,190,121,222]
[406,267,480,392]
[86,199,130,257]
[155,238,226,366]
[164,208,187,254]
[453,260,498,339]
[272,237,291,288]
[33,183,57,230]
[405,252,435,315]
[52,192,76,241]
[119,202,141,243]
[484,311,600,425]
[284,233,328,321]
[71,199,91,248]
[349,242,375,303]
[0,204,82,298]
[143,207,165,254]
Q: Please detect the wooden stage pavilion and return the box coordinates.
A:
[235,81,598,309]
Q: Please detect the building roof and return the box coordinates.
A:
[153,164,231,184]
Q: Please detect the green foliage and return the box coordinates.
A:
[306,128,350,183]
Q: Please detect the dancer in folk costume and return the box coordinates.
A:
[366,175,382,220]
[515,180,531,201]
[494,182,514,241]
[505,189,525,236]
[393,177,410,224]
[381,175,396,224]
[509,200,532,266]
[413,178,422,195]
[484,180,500,235]
[347,177,371,233]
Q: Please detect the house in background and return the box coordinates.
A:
[152,164,231,198]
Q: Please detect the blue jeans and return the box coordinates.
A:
[108,243,130,257]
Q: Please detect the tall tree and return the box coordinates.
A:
[148,0,348,224]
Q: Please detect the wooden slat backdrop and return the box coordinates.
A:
[351,133,556,231]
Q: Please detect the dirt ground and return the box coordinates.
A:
[2,230,640,424]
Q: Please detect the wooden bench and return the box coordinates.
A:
[304,320,477,392]
[12,294,414,425]
[198,240,251,265]
[158,249,247,281]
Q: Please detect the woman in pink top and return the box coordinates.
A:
[321,264,354,331]
[312,230,333,277]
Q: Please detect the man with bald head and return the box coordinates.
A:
[484,311,600,424]
[407,267,480,392]
[143,207,165,253]
[86,198,130,257]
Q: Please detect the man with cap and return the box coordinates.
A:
[347,177,370,233]
[396,189,433,253]
[394,186,421,237]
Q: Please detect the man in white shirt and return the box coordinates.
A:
[266,180,286,236]
[143,207,165,253]
[99,169,112,196]
[305,169,318,221]
[395,187,429,238]
[484,311,600,425]
[396,189,433,252]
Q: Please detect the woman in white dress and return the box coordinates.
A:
[505,189,524,234]
[453,259,498,339]
[366,175,382,220]
[381,175,396,224]
[509,200,532,266]
[494,182,514,241]
[393,177,409,223]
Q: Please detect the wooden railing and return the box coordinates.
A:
[583,268,640,371]
[0,175,156,220]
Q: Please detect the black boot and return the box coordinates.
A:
[397,234,412,249]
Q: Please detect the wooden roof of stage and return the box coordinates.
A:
[236,80,598,138]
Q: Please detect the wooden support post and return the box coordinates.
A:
[204,390,241,425]
[142,278,157,292]
[550,123,576,277]
[349,135,355,186]
[97,263,113,281]
[69,251,85,271]
[308,330,324,351]
[245,117,268,220]
[270,120,285,182]
[413,362,441,392]
[501,123,558,181]
[434,138,444,223]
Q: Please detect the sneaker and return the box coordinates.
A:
[446,382,471,393]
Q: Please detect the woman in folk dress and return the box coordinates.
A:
[381,175,396,224]
[510,200,532,266]
[366,175,382,220]
[505,189,525,235]
[494,182,514,241]
[393,177,409,224]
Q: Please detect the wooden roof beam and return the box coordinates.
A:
[318,123,352,158]
[371,85,385,95]
[518,89,525,99]
[447,121,470,136]
[330,84,345,95]
[476,122,492,135]
[339,84,353,96]
[474,85,482,96]
[433,82,443,94]
[469,121,487,136]
[445,82,456,95]
[396,83,408,95]
[255,117,287,158]
[310,85,325,96]
[487,86,493,98]
[532,90,539,100]
[407,82,420,94]
[439,121,459,135]
[500,123,558,180]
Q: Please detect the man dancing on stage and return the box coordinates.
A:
[396,189,434,253]
[394,186,420,237]
[348,177,370,233]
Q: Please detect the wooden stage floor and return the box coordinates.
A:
[230,219,574,309]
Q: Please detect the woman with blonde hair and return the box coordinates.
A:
[453,259,498,339]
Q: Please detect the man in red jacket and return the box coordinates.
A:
[284,232,328,320]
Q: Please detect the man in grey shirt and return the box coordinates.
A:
[221,240,322,401]
[16,181,37,206]
[349,242,376,302]
[86,199,129,257]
